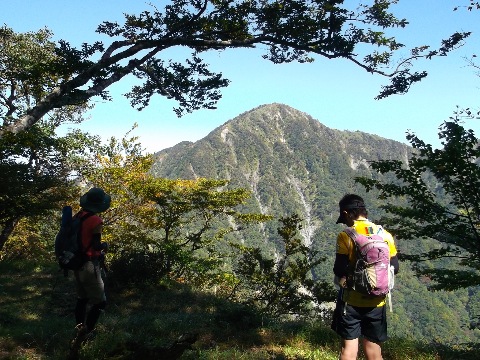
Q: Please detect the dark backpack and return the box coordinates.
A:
[344,227,391,296]
[54,206,93,272]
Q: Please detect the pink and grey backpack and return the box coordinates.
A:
[344,226,391,296]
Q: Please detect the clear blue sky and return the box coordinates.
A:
[1,0,479,153]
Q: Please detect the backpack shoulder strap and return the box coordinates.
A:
[343,228,365,258]
[343,227,359,246]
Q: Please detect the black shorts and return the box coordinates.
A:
[331,301,387,343]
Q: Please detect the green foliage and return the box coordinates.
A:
[355,112,480,292]
[77,125,156,227]
[0,26,92,126]
[105,171,271,287]
[0,120,99,252]
[1,1,470,135]
[138,178,270,286]
[0,214,57,261]
[231,214,336,317]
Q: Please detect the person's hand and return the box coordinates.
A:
[339,277,347,288]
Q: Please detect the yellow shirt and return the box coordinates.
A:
[336,219,397,307]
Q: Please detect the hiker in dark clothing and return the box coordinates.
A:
[71,187,110,346]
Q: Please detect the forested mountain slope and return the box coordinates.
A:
[151,103,480,344]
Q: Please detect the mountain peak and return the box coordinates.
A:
[214,103,329,147]
[152,103,411,212]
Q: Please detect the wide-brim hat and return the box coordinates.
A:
[336,200,366,224]
[80,187,111,213]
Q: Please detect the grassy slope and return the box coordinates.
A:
[0,260,477,360]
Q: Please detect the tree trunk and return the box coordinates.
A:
[0,217,19,252]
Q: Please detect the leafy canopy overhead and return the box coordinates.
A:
[0,0,470,137]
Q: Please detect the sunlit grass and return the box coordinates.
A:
[21,312,40,321]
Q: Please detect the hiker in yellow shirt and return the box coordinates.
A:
[331,194,399,360]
